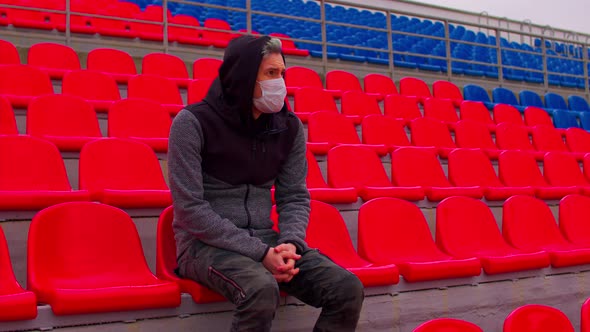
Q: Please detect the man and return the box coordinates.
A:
[168,35,364,332]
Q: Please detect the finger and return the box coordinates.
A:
[273,273,291,283]
[289,267,300,276]
[278,250,301,261]
[277,259,296,272]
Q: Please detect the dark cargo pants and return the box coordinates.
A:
[177,240,364,332]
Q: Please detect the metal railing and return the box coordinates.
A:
[1,0,589,98]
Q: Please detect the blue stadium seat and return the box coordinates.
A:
[544,92,569,113]
[519,90,550,113]
[464,84,494,109]
[569,95,590,112]
[552,109,580,129]
[492,87,525,112]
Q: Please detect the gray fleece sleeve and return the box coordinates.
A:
[168,110,269,262]
[274,119,311,253]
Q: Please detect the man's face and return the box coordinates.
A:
[253,52,286,98]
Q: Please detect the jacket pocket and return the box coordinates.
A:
[208,266,247,303]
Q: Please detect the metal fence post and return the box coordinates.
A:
[386,10,393,79]
[444,19,451,80]
[320,0,327,77]
[163,0,169,53]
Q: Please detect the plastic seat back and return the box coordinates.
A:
[188,78,214,104]
[460,101,494,125]
[568,95,590,112]
[168,14,201,39]
[362,115,409,147]
[565,127,590,153]
[0,65,53,98]
[0,135,72,190]
[327,145,392,189]
[0,96,17,135]
[193,58,221,80]
[384,94,421,120]
[493,104,525,125]
[341,91,382,117]
[560,195,590,246]
[524,106,555,127]
[308,111,359,145]
[491,87,519,106]
[156,206,178,281]
[87,48,137,77]
[27,94,101,138]
[108,99,171,139]
[294,87,338,113]
[0,39,20,64]
[306,150,328,188]
[62,70,121,103]
[495,123,534,151]
[364,73,398,96]
[27,43,81,72]
[202,18,232,42]
[285,66,324,90]
[414,318,482,332]
[503,304,574,332]
[391,147,451,187]
[79,138,168,191]
[499,150,548,187]
[545,92,568,110]
[448,148,503,187]
[463,84,491,104]
[519,90,544,108]
[127,74,183,105]
[400,77,431,99]
[410,117,456,150]
[142,53,189,80]
[454,120,496,149]
[437,196,517,256]
[432,80,463,103]
[532,125,567,152]
[503,195,569,250]
[326,70,362,92]
[306,200,372,268]
[553,109,580,129]
[358,197,445,264]
[423,98,459,123]
[28,202,155,296]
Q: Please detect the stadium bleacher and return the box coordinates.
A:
[1,0,590,330]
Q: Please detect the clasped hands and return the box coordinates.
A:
[262,243,301,283]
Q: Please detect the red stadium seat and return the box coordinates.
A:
[127,74,184,115]
[460,100,496,132]
[436,196,550,274]
[390,147,483,201]
[285,66,338,97]
[168,14,210,46]
[413,318,482,332]
[363,73,398,100]
[453,120,501,159]
[269,32,309,56]
[565,127,590,154]
[62,70,121,113]
[187,78,213,104]
[399,77,432,104]
[503,195,590,268]
[495,123,545,160]
[384,94,421,123]
[499,150,578,199]
[108,98,171,153]
[193,58,221,80]
[87,48,137,84]
[92,2,139,39]
[53,0,98,35]
[524,106,558,128]
[130,5,170,41]
[293,87,359,124]
[410,117,457,158]
[582,298,590,332]
[358,198,481,282]
[7,0,54,30]
[156,206,226,303]
[447,148,535,200]
[327,145,424,201]
[0,39,20,64]
[27,94,102,151]
[79,138,172,208]
[361,115,410,152]
[0,225,37,321]
[559,195,590,246]
[0,135,90,210]
[142,53,191,88]
[305,200,399,286]
[493,104,526,126]
[28,202,181,315]
[503,304,574,332]
[202,18,233,48]
[307,111,387,155]
[423,97,459,129]
[0,96,18,135]
[432,80,464,107]
[341,91,382,118]
[532,125,583,160]
[27,43,81,79]
[0,64,53,108]
[326,70,380,99]
[305,150,358,204]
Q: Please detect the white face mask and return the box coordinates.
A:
[253,78,287,114]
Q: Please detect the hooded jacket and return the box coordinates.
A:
[168,35,310,263]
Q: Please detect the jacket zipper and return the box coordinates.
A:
[244,184,253,235]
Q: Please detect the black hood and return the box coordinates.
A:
[202,35,288,136]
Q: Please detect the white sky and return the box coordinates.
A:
[411,0,589,35]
